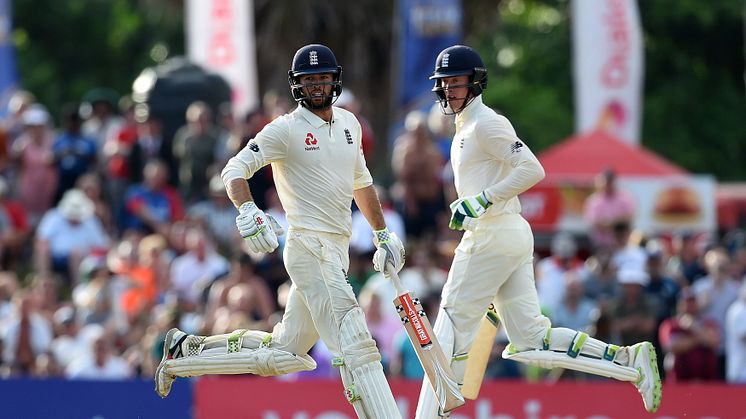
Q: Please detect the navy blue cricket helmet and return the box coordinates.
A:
[287,44,342,109]
[430,45,488,113]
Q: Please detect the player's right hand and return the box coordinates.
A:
[449,191,492,231]
[236,202,279,253]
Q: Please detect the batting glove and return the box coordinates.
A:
[236,202,280,253]
[372,228,405,273]
[449,192,492,231]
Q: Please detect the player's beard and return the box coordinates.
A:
[304,88,334,110]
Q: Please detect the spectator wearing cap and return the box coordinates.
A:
[52,103,97,202]
[49,306,84,370]
[659,290,720,382]
[645,240,680,323]
[583,169,636,252]
[10,104,58,226]
[71,253,117,327]
[34,189,110,286]
[186,174,240,254]
[644,239,680,376]
[725,279,746,383]
[608,269,660,346]
[691,248,740,378]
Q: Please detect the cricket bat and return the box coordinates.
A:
[461,303,500,399]
[385,265,464,413]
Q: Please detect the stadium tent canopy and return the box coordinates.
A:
[537,129,688,183]
[525,129,693,235]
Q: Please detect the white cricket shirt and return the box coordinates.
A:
[222,105,373,236]
[451,95,545,216]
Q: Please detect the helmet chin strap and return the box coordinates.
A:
[301,92,338,110]
[438,91,475,115]
[292,81,340,110]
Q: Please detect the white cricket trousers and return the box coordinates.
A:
[441,213,549,352]
[270,228,358,356]
[416,213,550,418]
[273,228,401,419]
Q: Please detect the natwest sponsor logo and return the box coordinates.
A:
[402,294,430,346]
[305,132,319,151]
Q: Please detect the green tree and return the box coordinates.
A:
[470,0,746,181]
[12,0,183,119]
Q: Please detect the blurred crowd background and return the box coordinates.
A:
[0,0,745,389]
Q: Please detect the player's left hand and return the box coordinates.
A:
[372,228,405,273]
[449,192,492,231]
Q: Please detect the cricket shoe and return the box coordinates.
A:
[628,341,662,413]
[155,328,189,398]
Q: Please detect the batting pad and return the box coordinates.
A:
[338,307,401,419]
[164,330,316,378]
[502,348,639,382]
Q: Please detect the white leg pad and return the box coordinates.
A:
[338,307,401,419]
[165,347,316,377]
[164,329,317,379]
[502,348,639,382]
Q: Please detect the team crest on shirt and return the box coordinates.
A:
[344,128,353,145]
[510,141,523,153]
[305,133,320,151]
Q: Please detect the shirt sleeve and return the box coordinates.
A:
[221,117,289,182]
[476,113,545,203]
[352,118,373,190]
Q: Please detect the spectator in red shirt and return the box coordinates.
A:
[0,176,30,270]
[659,290,721,382]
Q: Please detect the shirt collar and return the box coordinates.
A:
[297,105,334,129]
[455,94,483,127]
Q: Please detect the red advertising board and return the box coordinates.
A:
[195,377,746,419]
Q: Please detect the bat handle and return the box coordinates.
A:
[384,262,407,296]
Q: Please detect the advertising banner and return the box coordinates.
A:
[0,0,16,118]
[196,377,746,418]
[572,0,644,144]
[396,0,461,112]
[186,0,258,117]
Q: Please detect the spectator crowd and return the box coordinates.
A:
[0,88,744,387]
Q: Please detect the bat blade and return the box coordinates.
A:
[462,303,500,400]
[393,292,465,412]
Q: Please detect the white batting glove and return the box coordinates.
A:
[236,202,279,253]
[372,228,405,273]
[449,191,492,231]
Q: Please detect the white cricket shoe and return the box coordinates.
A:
[154,328,187,398]
[629,342,662,413]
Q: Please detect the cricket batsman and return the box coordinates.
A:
[155,43,405,419]
[415,45,662,418]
